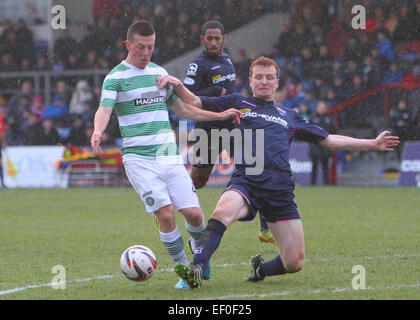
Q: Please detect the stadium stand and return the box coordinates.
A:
[0,0,419,157]
[0,0,286,146]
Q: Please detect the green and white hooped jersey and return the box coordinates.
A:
[100,61,179,160]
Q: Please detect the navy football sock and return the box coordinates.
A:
[259,215,269,232]
[192,218,227,268]
[259,255,287,277]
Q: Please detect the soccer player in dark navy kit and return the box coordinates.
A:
[184,20,274,245]
[157,57,400,288]
[183,20,236,188]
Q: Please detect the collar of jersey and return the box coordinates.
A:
[122,60,148,71]
[247,96,275,108]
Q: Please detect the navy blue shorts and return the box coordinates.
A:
[224,182,301,222]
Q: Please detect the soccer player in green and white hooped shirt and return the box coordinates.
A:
[91,20,242,290]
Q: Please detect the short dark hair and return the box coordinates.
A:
[201,20,224,36]
[127,20,155,41]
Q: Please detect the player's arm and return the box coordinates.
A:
[319,131,400,152]
[92,75,118,154]
[91,106,113,155]
[293,111,399,152]
[168,98,242,124]
[157,75,203,108]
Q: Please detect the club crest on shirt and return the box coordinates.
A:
[186,63,198,76]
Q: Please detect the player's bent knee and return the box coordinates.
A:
[287,261,303,273]
[180,207,203,224]
[211,209,236,228]
[157,214,172,226]
[155,207,174,225]
[284,255,304,273]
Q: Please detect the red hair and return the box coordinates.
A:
[249,56,280,79]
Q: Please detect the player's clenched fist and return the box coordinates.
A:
[157,75,182,89]
[219,108,243,125]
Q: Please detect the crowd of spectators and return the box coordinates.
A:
[262,0,420,147]
[0,0,288,148]
[0,0,419,152]
[0,0,285,74]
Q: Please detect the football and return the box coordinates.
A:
[120,245,157,281]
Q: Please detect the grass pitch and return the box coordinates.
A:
[0,186,419,300]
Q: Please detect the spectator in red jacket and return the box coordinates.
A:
[326,20,349,58]
[402,65,420,86]
[92,0,119,22]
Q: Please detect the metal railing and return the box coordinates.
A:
[327,83,420,185]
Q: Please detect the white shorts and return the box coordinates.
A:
[123,155,200,213]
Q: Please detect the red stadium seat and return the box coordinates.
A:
[410,41,420,54]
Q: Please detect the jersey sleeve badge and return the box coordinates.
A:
[186,63,198,76]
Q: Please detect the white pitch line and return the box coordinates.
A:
[314,253,420,263]
[0,274,120,296]
[1,253,419,297]
[203,283,420,300]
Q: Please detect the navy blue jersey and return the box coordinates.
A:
[184,50,236,130]
[200,94,329,191]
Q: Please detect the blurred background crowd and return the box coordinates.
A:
[0,0,419,156]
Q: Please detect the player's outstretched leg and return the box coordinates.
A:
[179,206,211,281]
[175,263,203,289]
[154,205,191,289]
[188,238,211,280]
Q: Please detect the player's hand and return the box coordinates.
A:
[218,108,243,125]
[157,75,182,89]
[91,131,104,155]
[373,131,400,151]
